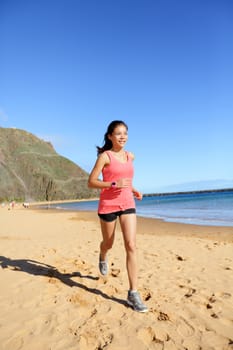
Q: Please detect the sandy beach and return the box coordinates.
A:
[0,205,233,350]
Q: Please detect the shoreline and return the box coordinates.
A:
[27,192,233,230]
[27,206,233,242]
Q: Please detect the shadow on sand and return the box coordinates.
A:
[0,255,127,307]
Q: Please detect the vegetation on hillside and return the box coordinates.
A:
[0,127,98,201]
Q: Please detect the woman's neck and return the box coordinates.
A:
[111,147,124,153]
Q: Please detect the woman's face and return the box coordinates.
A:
[108,124,128,149]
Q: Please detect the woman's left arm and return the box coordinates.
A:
[129,151,143,200]
[132,188,143,200]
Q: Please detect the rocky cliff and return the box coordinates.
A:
[0,127,98,201]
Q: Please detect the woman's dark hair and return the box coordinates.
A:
[97,120,128,155]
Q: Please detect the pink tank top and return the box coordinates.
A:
[98,151,135,214]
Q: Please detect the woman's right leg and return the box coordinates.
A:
[99,218,117,261]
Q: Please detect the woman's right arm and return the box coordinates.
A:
[88,153,112,189]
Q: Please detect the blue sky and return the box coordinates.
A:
[1,0,233,193]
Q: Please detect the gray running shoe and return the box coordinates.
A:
[99,255,108,275]
[127,290,148,313]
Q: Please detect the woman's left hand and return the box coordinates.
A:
[133,190,143,200]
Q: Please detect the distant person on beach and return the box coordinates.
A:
[88,120,148,313]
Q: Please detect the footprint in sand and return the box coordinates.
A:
[137,326,170,349]
[184,287,196,298]
[158,311,170,321]
[208,294,217,303]
[176,316,195,337]
[221,292,231,298]
[111,268,120,277]
[105,284,119,296]
[68,293,89,307]
[176,255,186,261]
[48,277,58,284]
[150,308,170,321]
[3,335,24,350]
[179,284,196,298]
[142,288,153,302]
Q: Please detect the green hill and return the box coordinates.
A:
[0,127,98,201]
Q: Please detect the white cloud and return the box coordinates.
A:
[0,108,9,123]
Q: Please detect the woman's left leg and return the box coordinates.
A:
[119,213,137,291]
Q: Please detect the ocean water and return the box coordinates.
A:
[136,191,233,227]
[46,190,233,227]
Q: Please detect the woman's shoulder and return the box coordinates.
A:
[98,151,111,164]
[126,151,135,160]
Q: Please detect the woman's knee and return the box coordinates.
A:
[124,240,136,253]
[101,239,114,251]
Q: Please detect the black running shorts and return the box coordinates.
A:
[98,208,136,222]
